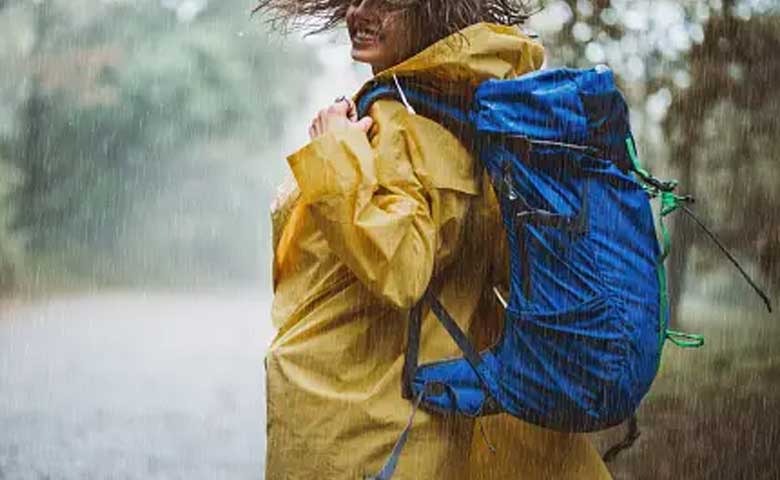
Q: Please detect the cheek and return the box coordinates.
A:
[382,18,413,58]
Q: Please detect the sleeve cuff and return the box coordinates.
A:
[287,128,377,203]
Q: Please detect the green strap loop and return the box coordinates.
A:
[665,329,705,348]
[660,191,681,216]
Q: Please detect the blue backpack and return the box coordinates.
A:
[357,66,772,478]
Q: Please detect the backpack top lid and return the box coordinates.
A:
[473,65,633,169]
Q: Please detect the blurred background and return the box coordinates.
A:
[0,0,778,478]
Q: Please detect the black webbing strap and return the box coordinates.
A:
[378,292,491,480]
[364,391,425,480]
[427,293,489,387]
[401,300,423,400]
[402,291,489,399]
[516,208,589,234]
[602,415,641,463]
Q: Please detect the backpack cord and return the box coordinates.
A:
[602,415,641,463]
[626,136,772,313]
[392,74,417,115]
[679,205,773,313]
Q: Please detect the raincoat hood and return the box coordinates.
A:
[359,22,545,97]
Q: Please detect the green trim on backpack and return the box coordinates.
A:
[625,137,704,352]
[656,264,670,350]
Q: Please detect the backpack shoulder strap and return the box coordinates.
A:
[356,76,472,139]
[356,81,401,118]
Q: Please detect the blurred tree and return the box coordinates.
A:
[0,0,315,288]
[0,153,22,293]
[2,0,774,293]
[666,9,780,301]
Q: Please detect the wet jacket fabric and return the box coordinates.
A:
[266,22,613,479]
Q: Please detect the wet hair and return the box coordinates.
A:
[253,0,533,55]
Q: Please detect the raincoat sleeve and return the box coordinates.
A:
[287,99,479,309]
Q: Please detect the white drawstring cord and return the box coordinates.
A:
[392,74,416,115]
[493,286,508,309]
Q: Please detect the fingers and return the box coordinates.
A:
[316,104,346,127]
[309,104,372,140]
[345,98,358,122]
[355,116,374,133]
[327,101,350,117]
[309,114,323,139]
[334,96,357,121]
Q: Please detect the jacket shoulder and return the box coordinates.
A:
[368,99,480,196]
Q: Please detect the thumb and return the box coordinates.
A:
[354,116,374,133]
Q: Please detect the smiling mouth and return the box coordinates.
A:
[350,26,380,45]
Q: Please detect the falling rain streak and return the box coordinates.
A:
[0,0,778,478]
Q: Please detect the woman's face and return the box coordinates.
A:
[346,1,415,74]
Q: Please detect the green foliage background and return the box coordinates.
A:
[0,0,317,292]
[0,0,778,300]
[0,154,21,291]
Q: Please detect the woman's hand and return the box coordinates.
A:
[309,98,374,140]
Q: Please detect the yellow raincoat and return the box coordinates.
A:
[267,23,613,479]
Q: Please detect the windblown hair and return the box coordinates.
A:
[253,0,533,56]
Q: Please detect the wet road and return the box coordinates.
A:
[1,289,775,479]
[0,291,274,479]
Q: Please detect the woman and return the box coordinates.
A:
[257,0,613,478]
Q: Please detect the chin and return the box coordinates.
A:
[351,48,372,62]
[351,46,385,69]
